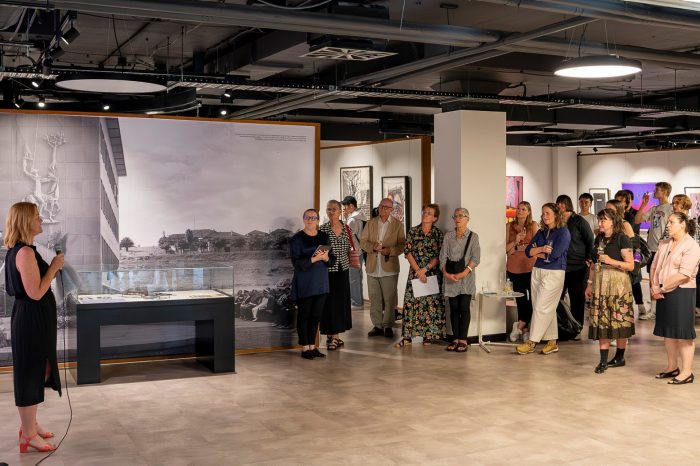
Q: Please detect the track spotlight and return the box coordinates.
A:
[13,96,24,108]
[223,89,232,98]
[42,58,53,76]
[37,96,46,108]
[31,79,41,88]
[49,46,65,60]
[61,24,80,45]
[220,108,228,116]
[102,102,111,111]
[221,89,234,104]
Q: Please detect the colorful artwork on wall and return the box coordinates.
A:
[621,182,659,230]
[506,176,523,222]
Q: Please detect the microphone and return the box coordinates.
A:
[54,244,63,254]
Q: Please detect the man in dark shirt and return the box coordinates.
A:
[556,195,594,328]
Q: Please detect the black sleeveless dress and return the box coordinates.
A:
[5,242,61,407]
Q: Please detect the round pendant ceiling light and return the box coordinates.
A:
[554,55,642,79]
[55,73,167,93]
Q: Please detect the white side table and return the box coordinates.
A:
[471,291,525,353]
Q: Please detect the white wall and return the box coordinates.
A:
[578,148,700,201]
[320,138,424,306]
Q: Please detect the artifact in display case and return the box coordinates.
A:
[73,266,234,304]
[72,266,235,384]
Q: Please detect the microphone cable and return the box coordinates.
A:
[36,269,73,466]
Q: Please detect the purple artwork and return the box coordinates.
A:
[622,182,659,230]
[685,187,700,219]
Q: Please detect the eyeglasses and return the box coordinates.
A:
[452,215,467,220]
[303,216,319,221]
[380,205,393,209]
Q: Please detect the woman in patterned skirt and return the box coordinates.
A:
[394,204,444,348]
[585,208,635,374]
[319,200,353,350]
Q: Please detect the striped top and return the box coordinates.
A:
[320,221,351,272]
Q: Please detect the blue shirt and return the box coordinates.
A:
[289,230,336,301]
[525,227,571,271]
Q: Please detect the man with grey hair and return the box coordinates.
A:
[361,198,406,337]
[341,196,367,310]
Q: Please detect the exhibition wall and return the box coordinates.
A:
[0,112,318,366]
[320,138,424,307]
[578,148,700,208]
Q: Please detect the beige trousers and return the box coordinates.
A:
[367,274,399,329]
[529,267,565,342]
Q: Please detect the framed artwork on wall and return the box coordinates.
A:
[685,187,700,219]
[621,182,659,230]
[506,176,523,223]
[589,188,609,215]
[340,166,373,220]
[381,176,411,229]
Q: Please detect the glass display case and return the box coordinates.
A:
[72,266,234,304]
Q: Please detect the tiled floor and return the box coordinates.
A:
[1,307,699,465]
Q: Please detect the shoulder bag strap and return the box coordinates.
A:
[461,232,473,261]
[344,223,355,251]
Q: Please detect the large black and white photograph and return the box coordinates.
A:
[0,113,317,366]
[340,165,372,220]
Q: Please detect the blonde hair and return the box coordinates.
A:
[3,202,38,248]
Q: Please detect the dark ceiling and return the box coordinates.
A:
[2,0,700,148]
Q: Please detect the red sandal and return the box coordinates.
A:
[19,432,56,453]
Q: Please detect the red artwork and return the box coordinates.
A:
[506,176,523,222]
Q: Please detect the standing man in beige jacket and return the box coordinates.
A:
[361,198,406,337]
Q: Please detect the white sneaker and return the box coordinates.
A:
[509,322,521,342]
[637,304,646,315]
[610,339,617,346]
[522,331,530,343]
[639,312,656,320]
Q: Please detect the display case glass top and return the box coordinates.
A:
[74,266,233,304]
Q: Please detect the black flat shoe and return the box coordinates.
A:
[607,358,626,368]
[668,373,694,385]
[655,368,680,379]
[301,350,315,360]
[311,348,326,358]
[368,327,383,337]
[595,363,607,374]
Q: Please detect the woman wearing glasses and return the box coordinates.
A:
[289,208,335,360]
[319,200,353,351]
[394,204,444,348]
[439,208,481,353]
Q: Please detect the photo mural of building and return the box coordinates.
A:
[0,113,125,363]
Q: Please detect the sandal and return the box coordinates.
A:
[326,338,338,351]
[422,339,432,347]
[455,342,468,353]
[394,338,412,348]
[333,338,345,347]
[446,341,459,351]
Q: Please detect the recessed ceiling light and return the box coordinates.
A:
[220,108,228,116]
[37,96,46,108]
[555,55,642,79]
[102,103,111,111]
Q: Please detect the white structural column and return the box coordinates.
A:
[434,110,506,337]
[552,147,578,204]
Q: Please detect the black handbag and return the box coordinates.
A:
[445,232,472,274]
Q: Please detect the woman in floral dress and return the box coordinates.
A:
[585,208,635,374]
[394,204,444,347]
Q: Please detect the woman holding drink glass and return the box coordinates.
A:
[517,203,571,355]
[506,201,538,342]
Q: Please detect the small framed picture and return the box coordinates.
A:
[381,176,410,229]
[685,187,700,218]
[340,166,372,220]
[589,188,610,214]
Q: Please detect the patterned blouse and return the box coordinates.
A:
[320,221,351,273]
[404,224,444,280]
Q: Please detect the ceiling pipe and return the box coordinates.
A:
[476,0,700,30]
[54,0,499,48]
[344,16,596,87]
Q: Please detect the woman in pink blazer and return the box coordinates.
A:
[650,212,700,385]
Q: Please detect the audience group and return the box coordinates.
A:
[290,182,700,383]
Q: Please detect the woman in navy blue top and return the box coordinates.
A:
[517,203,571,355]
[290,208,336,359]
